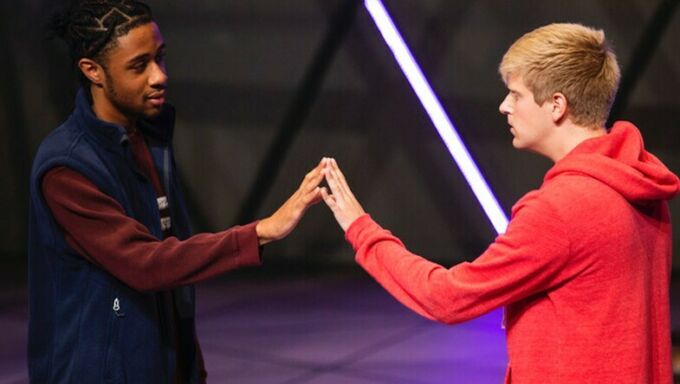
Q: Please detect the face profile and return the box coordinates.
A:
[499,74,556,155]
[79,21,167,127]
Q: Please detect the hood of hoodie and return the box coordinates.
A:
[544,121,679,205]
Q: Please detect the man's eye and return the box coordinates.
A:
[131,63,146,72]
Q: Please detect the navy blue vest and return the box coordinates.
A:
[28,89,201,383]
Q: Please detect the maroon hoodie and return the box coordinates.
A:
[346,121,679,383]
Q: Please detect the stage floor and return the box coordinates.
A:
[0,271,508,383]
[2,269,679,383]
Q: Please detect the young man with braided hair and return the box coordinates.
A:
[320,24,679,383]
[29,1,324,382]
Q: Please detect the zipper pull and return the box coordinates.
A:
[113,297,125,317]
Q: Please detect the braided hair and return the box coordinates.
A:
[48,0,153,85]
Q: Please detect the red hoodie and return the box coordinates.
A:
[345,121,679,383]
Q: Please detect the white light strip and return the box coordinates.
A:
[364,0,508,234]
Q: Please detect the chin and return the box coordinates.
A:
[512,140,533,151]
[143,107,163,119]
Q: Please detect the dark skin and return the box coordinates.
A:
[77,22,323,244]
[78,22,168,131]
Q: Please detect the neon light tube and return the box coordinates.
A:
[364,0,509,234]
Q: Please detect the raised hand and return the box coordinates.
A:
[320,158,366,232]
[255,160,325,245]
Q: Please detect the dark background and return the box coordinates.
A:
[1,0,679,281]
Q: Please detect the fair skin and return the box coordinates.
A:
[323,75,608,231]
[320,157,365,232]
[498,74,607,162]
[79,22,323,245]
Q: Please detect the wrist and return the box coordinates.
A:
[342,210,365,232]
[255,218,274,246]
[345,213,368,233]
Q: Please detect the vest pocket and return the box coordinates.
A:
[103,296,125,383]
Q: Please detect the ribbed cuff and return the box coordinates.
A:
[345,213,375,251]
[236,221,264,266]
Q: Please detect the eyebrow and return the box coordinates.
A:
[126,43,166,65]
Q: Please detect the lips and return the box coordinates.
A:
[146,92,165,107]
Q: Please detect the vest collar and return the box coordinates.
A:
[74,88,175,148]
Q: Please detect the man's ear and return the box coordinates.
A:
[551,92,568,123]
[78,58,105,87]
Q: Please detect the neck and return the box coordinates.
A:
[546,121,607,162]
[89,86,137,132]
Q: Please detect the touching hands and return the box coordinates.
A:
[255,159,325,245]
[320,157,365,232]
[254,157,364,245]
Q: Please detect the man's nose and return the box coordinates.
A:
[499,95,511,115]
[149,62,168,88]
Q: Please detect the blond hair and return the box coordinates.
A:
[499,23,620,128]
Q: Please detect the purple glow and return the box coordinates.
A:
[364,0,508,234]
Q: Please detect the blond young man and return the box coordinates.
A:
[320,23,679,383]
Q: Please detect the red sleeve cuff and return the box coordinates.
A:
[345,213,377,251]
[233,221,263,267]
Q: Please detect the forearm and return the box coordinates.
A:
[348,215,526,324]
[62,216,262,292]
[44,166,262,292]
[348,215,484,323]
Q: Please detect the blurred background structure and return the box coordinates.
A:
[1,0,679,382]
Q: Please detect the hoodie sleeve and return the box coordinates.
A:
[346,194,572,324]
